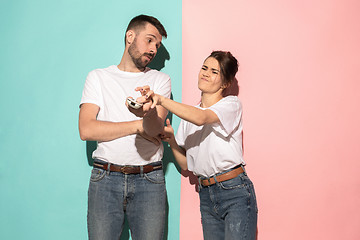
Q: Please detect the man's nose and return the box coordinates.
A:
[149,45,157,55]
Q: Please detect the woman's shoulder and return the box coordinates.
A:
[217,96,242,107]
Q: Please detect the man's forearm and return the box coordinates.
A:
[79,119,143,142]
[142,107,165,137]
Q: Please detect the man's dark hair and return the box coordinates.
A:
[125,15,167,43]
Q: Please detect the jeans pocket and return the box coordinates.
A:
[144,170,165,184]
[90,168,106,182]
[218,174,246,190]
[247,182,259,213]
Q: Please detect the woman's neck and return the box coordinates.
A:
[200,92,223,108]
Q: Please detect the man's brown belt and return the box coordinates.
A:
[200,165,244,186]
[93,162,162,174]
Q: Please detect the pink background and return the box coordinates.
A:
[180,0,360,239]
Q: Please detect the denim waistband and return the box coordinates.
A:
[93,159,162,167]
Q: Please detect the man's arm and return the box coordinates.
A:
[142,104,168,137]
[126,94,168,138]
[79,103,144,142]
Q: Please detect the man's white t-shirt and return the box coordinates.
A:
[80,65,171,165]
[175,96,245,177]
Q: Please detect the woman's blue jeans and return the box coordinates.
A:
[199,169,258,240]
[87,162,167,240]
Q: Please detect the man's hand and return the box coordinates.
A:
[138,130,161,146]
[125,96,155,118]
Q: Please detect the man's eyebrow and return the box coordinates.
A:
[146,34,162,46]
[146,34,157,39]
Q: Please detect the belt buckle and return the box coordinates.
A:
[119,166,127,174]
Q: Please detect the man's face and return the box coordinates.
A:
[128,23,163,70]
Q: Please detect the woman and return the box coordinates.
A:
[138,51,257,240]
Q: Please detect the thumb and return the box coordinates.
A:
[165,118,171,126]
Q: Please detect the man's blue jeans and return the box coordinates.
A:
[87,161,167,240]
[199,169,258,240]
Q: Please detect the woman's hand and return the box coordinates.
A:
[135,85,163,109]
[161,119,175,145]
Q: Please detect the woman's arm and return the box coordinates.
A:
[136,86,219,126]
[156,95,219,126]
[162,119,188,170]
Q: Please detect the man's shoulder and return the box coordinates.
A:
[144,68,170,79]
[88,65,116,75]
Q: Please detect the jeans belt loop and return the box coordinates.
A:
[107,163,111,175]
[241,165,247,175]
[213,175,219,185]
[140,165,144,177]
[198,177,203,190]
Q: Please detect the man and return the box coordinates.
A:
[79,15,170,239]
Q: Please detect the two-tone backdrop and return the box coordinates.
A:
[1,0,359,239]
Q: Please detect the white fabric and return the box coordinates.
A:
[175,96,245,177]
[80,65,171,165]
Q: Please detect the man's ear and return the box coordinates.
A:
[126,30,135,45]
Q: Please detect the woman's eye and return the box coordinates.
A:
[212,71,218,74]
[202,67,207,70]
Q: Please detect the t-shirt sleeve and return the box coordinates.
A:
[208,96,242,136]
[154,73,171,99]
[80,70,103,108]
[175,119,186,148]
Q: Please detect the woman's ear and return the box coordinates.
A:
[221,82,231,89]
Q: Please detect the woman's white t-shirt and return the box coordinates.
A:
[175,96,245,177]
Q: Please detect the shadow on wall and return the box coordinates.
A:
[148,44,170,71]
[85,44,177,240]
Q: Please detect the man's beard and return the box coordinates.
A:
[128,39,154,71]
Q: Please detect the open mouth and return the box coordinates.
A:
[144,54,153,61]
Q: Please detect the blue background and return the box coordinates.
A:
[0,0,182,239]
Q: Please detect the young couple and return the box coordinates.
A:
[79,14,257,240]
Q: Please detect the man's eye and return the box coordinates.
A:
[148,39,152,43]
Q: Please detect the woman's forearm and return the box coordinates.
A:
[168,140,188,170]
[158,95,218,126]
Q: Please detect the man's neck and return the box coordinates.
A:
[117,53,145,73]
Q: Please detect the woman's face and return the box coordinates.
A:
[198,57,224,94]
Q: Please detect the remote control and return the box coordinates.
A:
[127,98,143,109]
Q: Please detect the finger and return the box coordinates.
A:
[166,118,171,126]
[138,86,151,95]
[145,90,154,99]
[151,99,157,109]
[135,86,142,91]
[136,95,147,103]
